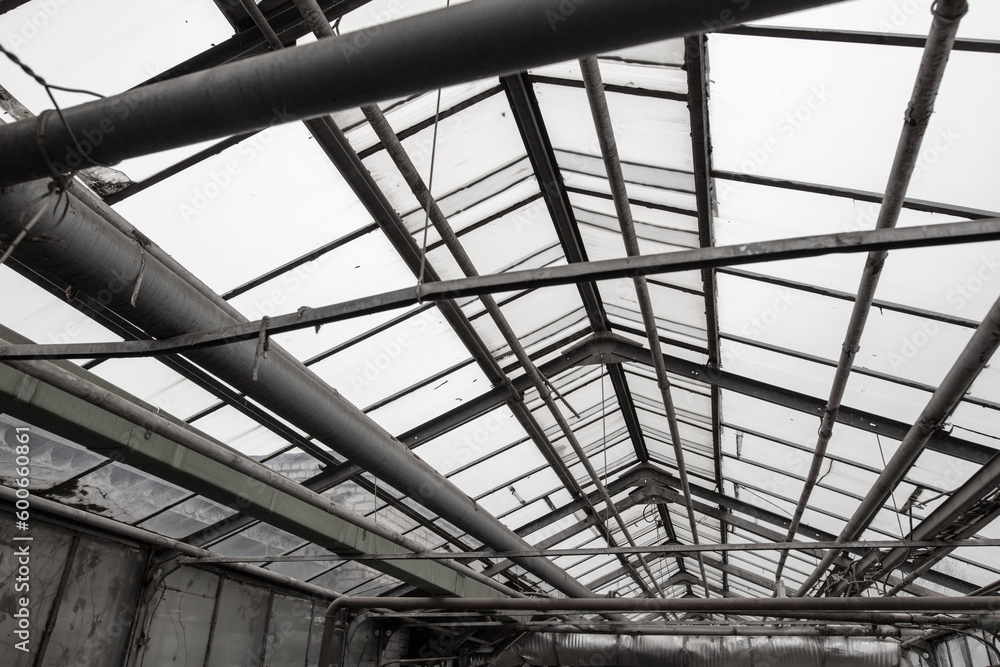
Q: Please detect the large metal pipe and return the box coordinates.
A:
[433,622,914,637]
[0,181,596,600]
[579,54,711,598]
[318,595,994,666]
[474,633,905,667]
[0,0,847,185]
[796,290,1000,596]
[774,0,969,586]
[325,594,1000,614]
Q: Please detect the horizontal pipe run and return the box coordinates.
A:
[178,537,1000,563]
[3,217,999,362]
[0,0,845,185]
[327,595,1000,616]
[383,610,977,626]
[396,621,915,637]
[317,595,992,663]
[0,486,341,602]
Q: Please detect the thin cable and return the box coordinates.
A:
[876,434,907,540]
[0,40,112,170]
[415,89,442,295]
[416,0,450,293]
[602,363,609,534]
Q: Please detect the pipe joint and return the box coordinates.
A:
[931,0,969,23]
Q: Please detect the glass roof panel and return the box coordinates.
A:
[115,122,377,294]
[189,405,288,458]
[55,460,190,524]
[87,357,220,421]
[138,495,237,539]
[717,271,853,362]
[0,414,105,490]
[0,266,123,361]
[309,308,471,409]
[0,0,231,113]
[415,406,525,475]
[3,0,1000,612]
[711,35,923,195]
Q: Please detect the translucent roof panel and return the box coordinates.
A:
[2,0,999,620]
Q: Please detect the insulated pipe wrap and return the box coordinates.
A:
[0,180,595,599]
[481,634,903,667]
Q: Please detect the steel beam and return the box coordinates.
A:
[636,469,978,596]
[713,171,998,221]
[0,0,848,185]
[504,69,691,585]
[588,335,995,465]
[685,30,728,593]
[8,222,1000,362]
[348,69,662,595]
[579,54,709,596]
[721,24,999,53]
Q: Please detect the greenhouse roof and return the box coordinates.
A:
[0,0,998,624]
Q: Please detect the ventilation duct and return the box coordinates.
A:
[479,633,908,667]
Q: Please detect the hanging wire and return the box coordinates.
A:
[0,40,111,172]
[601,359,610,535]
[875,434,908,539]
[871,432,914,591]
[415,0,450,296]
[416,89,443,295]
